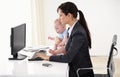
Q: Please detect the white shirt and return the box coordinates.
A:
[68,20,78,37]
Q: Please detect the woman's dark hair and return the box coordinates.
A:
[57,2,91,48]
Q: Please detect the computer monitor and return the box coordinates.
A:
[9,23,26,60]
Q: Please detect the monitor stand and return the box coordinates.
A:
[9,53,27,60]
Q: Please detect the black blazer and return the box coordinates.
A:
[50,21,93,77]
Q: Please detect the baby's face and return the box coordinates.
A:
[54,24,65,34]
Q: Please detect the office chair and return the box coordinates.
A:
[77,35,118,77]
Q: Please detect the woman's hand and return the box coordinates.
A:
[34,53,50,60]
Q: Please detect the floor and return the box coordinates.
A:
[91,56,120,77]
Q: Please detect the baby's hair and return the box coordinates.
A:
[54,19,62,26]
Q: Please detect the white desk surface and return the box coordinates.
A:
[0,57,68,77]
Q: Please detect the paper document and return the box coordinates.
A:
[18,50,35,58]
[23,46,49,52]
[18,46,50,58]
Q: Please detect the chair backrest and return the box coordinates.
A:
[107,35,118,77]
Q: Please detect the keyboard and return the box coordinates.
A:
[28,50,46,61]
[28,57,43,61]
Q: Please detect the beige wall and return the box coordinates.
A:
[31,0,46,46]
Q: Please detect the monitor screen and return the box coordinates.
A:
[9,23,26,60]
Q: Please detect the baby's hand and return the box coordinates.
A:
[55,37,61,45]
[48,36,54,40]
[48,49,56,55]
[58,42,65,47]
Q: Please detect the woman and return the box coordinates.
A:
[35,2,94,77]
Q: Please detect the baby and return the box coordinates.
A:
[48,19,68,55]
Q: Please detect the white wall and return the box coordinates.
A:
[0,0,119,58]
[43,0,120,57]
[0,0,32,59]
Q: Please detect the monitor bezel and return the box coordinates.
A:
[9,23,26,60]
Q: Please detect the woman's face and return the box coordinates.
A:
[58,9,68,25]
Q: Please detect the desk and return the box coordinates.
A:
[0,58,68,77]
